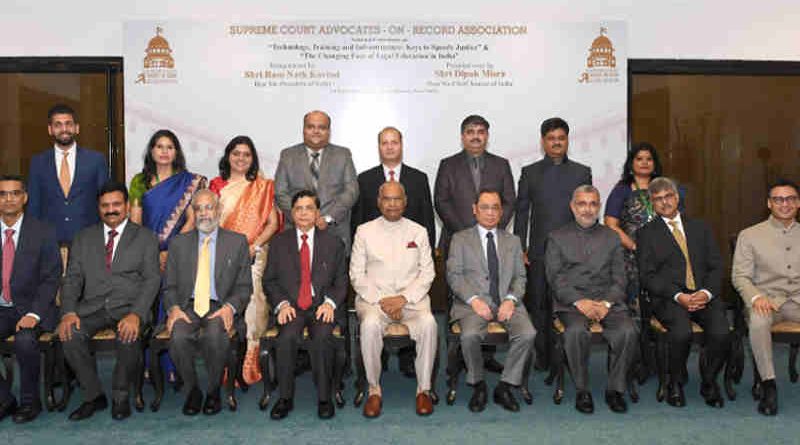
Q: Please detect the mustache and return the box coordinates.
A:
[103,211,120,217]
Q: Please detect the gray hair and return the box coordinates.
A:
[571,184,600,202]
[648,177,678,196]
[191,189,220,209]
[378,180,406,198]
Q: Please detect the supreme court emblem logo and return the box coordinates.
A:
[578,27,619,84]
[135,26,178,85]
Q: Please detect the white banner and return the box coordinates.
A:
[124,20,626,211]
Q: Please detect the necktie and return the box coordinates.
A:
[2,229,14,303]
[105,229,118,272]
[310,152,320,191]
[194,236,212,317]
[486,231,499,304]
[388,170,395,182]
[59,150,71,197]
[298,234,312,310]
[471,156,482,191]
[668,220,696,290]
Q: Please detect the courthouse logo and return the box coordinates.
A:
[578,27,619,84]
[135,27,178,85]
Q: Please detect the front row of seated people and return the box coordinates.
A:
[0,173,797,424]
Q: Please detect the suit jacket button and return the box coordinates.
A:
[64,217,70,221]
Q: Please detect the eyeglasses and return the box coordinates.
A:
[770,195,799,205]
[477,204,501,212]
[651,192,677,205]
[0,190,24,200]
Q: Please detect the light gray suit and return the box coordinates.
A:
[274,143,359,249]
[447,225,536,386]
[163,228,252,394]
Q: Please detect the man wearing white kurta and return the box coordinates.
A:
[351,181,438,418]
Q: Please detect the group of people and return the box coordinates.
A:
[0,104,797,425]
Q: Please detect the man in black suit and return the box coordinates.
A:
[514,117,592,369]
[435,115,516,373]
[0,175,60,423]
[59,181,160,421]
[264,190,347,420]
[637,177,730,408]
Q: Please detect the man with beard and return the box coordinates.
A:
[164,189,252,416]
[27,104,109,245]
[59,181,160,421]
[545,185,636,414]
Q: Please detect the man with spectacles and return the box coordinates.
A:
[733,178,800,416]
[0,175,60,423]
[637,177,730,409]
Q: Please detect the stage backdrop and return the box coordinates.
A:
[124,20,626,233]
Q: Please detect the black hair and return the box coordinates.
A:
[619,142,663,185]
[291,190,320,209]
[141,129,187,189]
[48,104,78,123]
[540,117,569,137]
[460,115,490,133]
[97,180,129,202]
[219,135,260,181]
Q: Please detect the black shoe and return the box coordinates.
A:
[0,398,17,422]
[270,398,293,420]
[182,387,203,416]
[318,400,335,419]
[468,381,488,412]
[666,382,686,407]
[575,391,594,414]
[484,357,504,374]
[111,399,131,420]
[493,382,520,412]
[69,395,108,421]
[700,382,724,408]
[203,390,222,415]
[605,390,627,413]
[12,404,40,424]
[398,348,417,378]
[758,379,778,416]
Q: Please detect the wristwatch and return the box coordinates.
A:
[603,301,612,309]
[323,215,336,225]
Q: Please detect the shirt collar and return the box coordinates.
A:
[297,226,315,241]
[382,163,402,178]
[0,214,23,234]
[767,214,798,231]
[661,212,683,228]
[103,218,128,236]
[543,154,569,166]
[574,220,600,232]
[54,143,77,154]
[198,226,218,242]
[305,146,324,158]
[477,224,497,239]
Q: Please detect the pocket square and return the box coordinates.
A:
[406,241,418,248]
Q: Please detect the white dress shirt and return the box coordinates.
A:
[382,164,402,182]
[54,143,77,187]
[103,218,129,262]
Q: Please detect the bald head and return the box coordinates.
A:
[303,110,331,150]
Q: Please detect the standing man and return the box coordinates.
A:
[0,175,60,423]
[351,181,438,418]
[546,185,637,414]
[164,190,252,416]
[435,115,516,373]
[732,179,800,416]
[447,190,535,413]
[638,177,730,408]
[275,110,359,250]
[59,181,160,421]
[264,190,347,420]
[27,104,109,246]
[514,117,592,370]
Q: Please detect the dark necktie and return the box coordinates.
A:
[2,229,14,303]
[105,229,118,272]
[486,231,499,304]
[471,156,482,191]
[310,152,320,191]
[388,169,395,182]
[298,234,312,310]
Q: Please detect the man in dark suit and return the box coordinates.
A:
[0,175,60,423]
[435,115,516,373]
[274,110,359,250]
[27,104,109,245]
[59,181,160,421]
[164,189,252,416]
[352,126,436,251]
[264,190,347,420]
[514,117,592,370]
[637,177,730,408]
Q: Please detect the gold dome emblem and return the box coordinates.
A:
[586,27,616,69]
[143,27,175,69]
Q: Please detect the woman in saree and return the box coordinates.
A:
[129,129,207,383]
[209,135,279,384]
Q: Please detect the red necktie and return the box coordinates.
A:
[2,229,14,303]
[298,234,312,310]
[388,170,395,181]
[105,229,118,272]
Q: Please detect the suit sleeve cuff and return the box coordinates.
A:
[225,302,237,313]
[751,294,763,304]
[274,300,289,314]
[673,293,682,302]
[503,294,518,303]
[25,312,41,321]
[323,297,337,310]
[700,289,713,301]
[465,295,478,305]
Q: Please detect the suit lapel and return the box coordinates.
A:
[472,227,489,274]
[296,146,313,190]
[291,230,301,279]
[214,230,231,295]
[69,147,87,199]
[47,150,67,200]
[459,152,478,194]
[188,230,199,288]
[311,231,322,293]
[111,222,136,269]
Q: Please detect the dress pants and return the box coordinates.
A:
[275,308,335,401]
[748,299,800,380]
[62,309,142,403]
[559,308,638,393]
[0,308,41,406]
[526,257,551,367]
[169,302,231,395]
[459,304,536,386]
[653,297,731,384]
[356,299,438,393]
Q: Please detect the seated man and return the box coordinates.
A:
[351,181,438,418]
[0,174,60,424]
[59,180,160,421]
[164,189,252,416]
[447,189,536,413]
[733,178,800,416]
[264,190,346,420]
[546,185,637,414]
[638,177,730,408]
